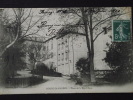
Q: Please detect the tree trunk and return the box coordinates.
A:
[81,10,90,57]
[32,59,36,76]
[89,54,96,83]
[89,9,96,83]
[81,7,96,83]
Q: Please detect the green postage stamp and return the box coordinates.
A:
[112,20,131,42]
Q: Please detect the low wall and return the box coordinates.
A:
[5,75,43,88]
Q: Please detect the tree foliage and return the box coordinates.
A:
[0,8,45,83]
[25,42,43,63]
[75,58,90,75]
[3,44,26,78]
[103,41,133,83]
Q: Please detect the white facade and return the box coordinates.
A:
[42,36,57,70]
[25,32,111,75]
[39,33,88,75]
[56,33,88,75]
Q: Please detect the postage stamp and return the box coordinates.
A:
[112,20,131,42]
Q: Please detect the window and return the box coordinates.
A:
[65,39,68,47]
[51,52,53,58]
[58,44,60,50]
[51,40,53,50]
[65,51,68,61]
[58,54,60,61]
[62,53,64,61]
[62,42,64,49]
[65,39,67,43]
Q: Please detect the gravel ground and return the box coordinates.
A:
[0,75,133,94]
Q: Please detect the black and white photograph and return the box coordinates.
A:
[0,7,132,94]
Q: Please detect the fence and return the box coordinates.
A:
[95,70,115,78]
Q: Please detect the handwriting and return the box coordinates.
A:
[39,10,53,15]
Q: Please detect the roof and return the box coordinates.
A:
[24,37,46,43]
[56,23,85,39]
[25,35,56,43]
[56,32,86,39]
[43,35,56,43]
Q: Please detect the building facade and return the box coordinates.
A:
[24,29,110,76]
[25,25,110,76]
[37,31,88,75]
[42,36,57,70]
[56,33,88,75]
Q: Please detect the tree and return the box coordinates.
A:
[103,41,133,83]
[57,7,131,82]
[3,43,26,78]
[25,41,44,70]
[0,8,45,56]
[0,8,46,84]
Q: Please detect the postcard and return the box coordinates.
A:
[0,7,132,94]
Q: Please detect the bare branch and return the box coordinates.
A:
[12,8,19,21]
[22,11,34,36]
[20,27,41,39]
[20,11,46,39]
[27,14,45,30]
[93,26,111,42]
[70,9,82,18]
[92,12,130,30]
[21,8,32,24]
[20,8,25,19]
[1,27,19,56]
[93,8,129,42]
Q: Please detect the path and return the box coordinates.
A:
[0,75,133,94]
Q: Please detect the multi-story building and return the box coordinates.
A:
[25,25,110,76]
[56,32,88,75]
[41,25,88,75]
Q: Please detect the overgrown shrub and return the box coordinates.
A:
[70,73,82,85]
[103,42,133,83]
[31,62,62,77]
[31,62,49,75]
[2,46,26,78]
[75,58,90,75]
[73,58,91,84]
